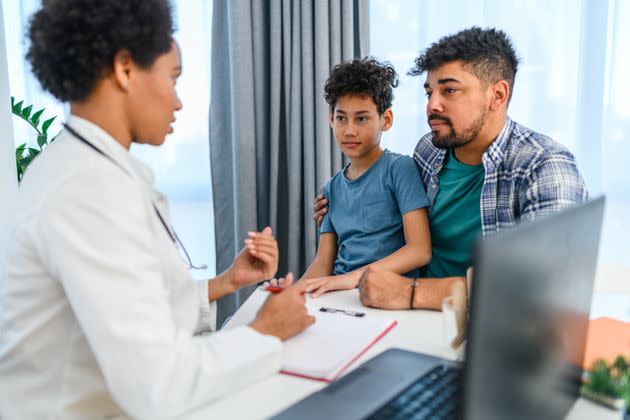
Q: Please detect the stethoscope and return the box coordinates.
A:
[63,123,208,271]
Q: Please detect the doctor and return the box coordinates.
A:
[0,1,314,419]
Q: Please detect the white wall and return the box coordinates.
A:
[0,0,17,252]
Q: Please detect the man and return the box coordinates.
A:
[313,27,587,310]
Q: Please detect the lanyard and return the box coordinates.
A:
[63,124,207,270]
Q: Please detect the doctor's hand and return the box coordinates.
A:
[250,277,315,340]
[229,226,279,289]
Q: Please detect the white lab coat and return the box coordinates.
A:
[0,116,282,420]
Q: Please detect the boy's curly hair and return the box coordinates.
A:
[27,0,175,102]
[324,57,399,114]
[410,27,519,101]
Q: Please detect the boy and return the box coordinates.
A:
[303,58,431,297]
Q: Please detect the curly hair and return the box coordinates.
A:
[324,57,399,114]
[409,27,519,101]
[26,0,175,102]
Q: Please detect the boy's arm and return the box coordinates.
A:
[307,208,431,298]
[301,233,338,280]
[365,208,431,274]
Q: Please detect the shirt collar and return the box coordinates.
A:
[66,115,156,186]
[482,117,513,167]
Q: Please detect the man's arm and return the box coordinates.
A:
[301,232,338,279]
[358,266,466,310]
[519,151,588,222]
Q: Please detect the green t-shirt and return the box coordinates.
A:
[425,149,484,278]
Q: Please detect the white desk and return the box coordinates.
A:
[184,289,622,420]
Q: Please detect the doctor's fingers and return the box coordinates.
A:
[245,239,278,254]
[245,237,277,254]
[248,227,275,239]
[248,247,279,261]
[245,233,278,246]
[244,237,277,253]
[276,272,295,287]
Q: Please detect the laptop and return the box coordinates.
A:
[272,197,605,420]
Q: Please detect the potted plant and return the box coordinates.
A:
[10,96,58,182]
[582,355,630,417]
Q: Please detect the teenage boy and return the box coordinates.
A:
[302,58,432,298]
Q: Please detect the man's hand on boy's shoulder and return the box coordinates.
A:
[313,193,328,227]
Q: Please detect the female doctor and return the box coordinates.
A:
[0,1,314,419]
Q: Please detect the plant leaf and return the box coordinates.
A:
[37,133,48,149]
[28,147,40,158]
[12,100,23,114]
[42,116,56,134]
[10,96,14,109]
[21,104,33,119]
[31,108,45,126]
[15,143,26,160]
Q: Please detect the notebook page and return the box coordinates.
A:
[280,308,397,381]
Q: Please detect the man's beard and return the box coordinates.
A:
[429,109,488,149]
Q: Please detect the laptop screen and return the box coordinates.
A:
[462,197,605,420]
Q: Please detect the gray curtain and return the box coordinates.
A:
[209,0,369,326]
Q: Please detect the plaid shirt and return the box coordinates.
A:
[413,117,588,236]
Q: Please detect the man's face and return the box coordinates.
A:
[329,94,392,159]
[423,60,490,149]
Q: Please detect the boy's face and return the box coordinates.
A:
[423,60,493,149]
[329,94,393,160]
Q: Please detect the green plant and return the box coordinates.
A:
[583,355,630,413]
[11,96,58,182]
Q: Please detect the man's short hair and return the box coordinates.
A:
[324,57,399,114]
[27,0,175,102]
[409,27,519,101]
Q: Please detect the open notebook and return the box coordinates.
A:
[280,307,397,382]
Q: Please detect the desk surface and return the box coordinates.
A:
[184,289,622,420]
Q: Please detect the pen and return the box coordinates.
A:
[320,307,365,317]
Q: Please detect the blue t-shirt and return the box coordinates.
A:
[320,150,430,278]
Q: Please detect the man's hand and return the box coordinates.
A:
[305,271,361,298]
[312,193,328,227]
[358,266,412,310]
[249,276,315,341]
[228,226,278,289]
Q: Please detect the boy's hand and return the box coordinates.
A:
[305,271,360,298]
[312,193,328,227]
